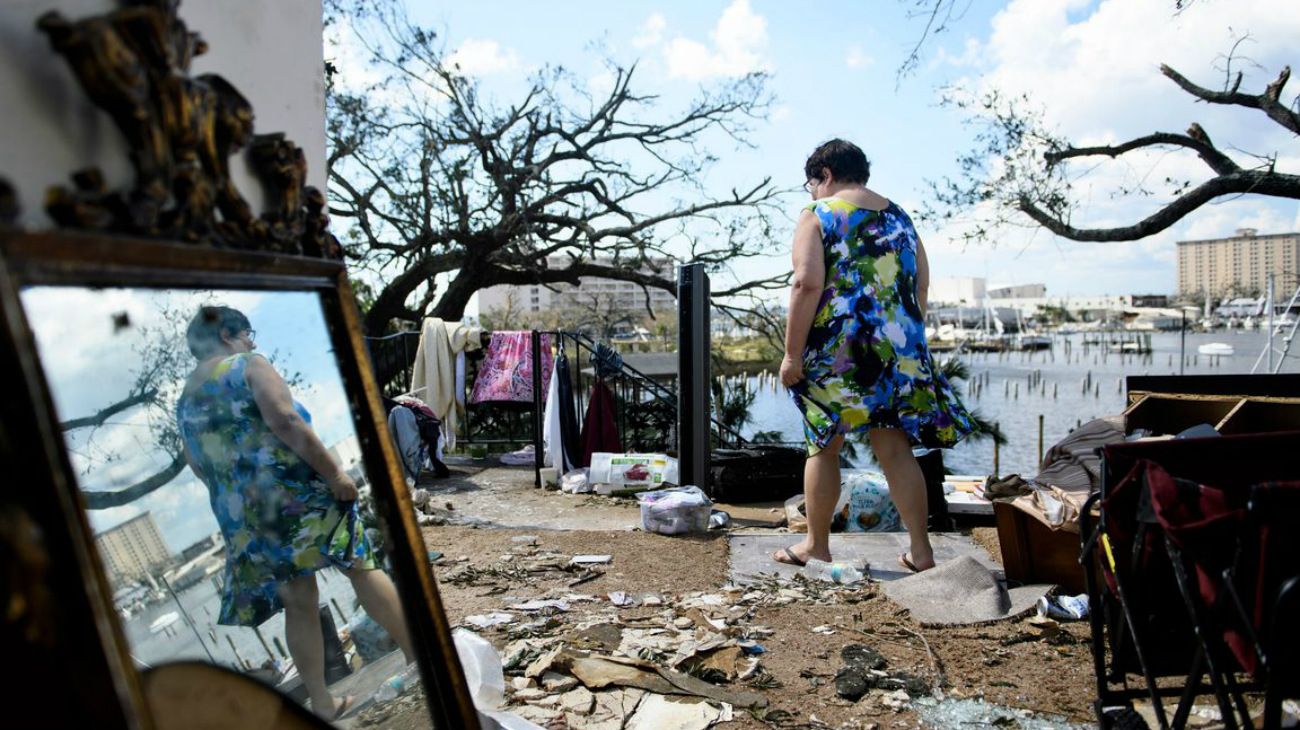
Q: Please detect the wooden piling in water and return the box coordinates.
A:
[1037,414,1045,467]
[253,625,276,663]
[226,635,248,670]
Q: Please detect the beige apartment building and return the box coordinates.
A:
[1177,228,1300,298]
[95,512,171,582]
[477,256,678,319]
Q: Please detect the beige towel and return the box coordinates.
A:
[409,318,482,451]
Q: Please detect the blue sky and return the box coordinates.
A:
[330,0,1300,305]
[22,287,362,551]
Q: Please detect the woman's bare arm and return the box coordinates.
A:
[245,354,357,501]
[780,210,826,386]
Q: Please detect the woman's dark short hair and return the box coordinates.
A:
[186,305,250,359]
[804,139,870,185]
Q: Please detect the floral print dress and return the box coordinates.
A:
[790,198,976,455]
[177,353,376,626]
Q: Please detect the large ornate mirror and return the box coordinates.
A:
[0,234,478,729]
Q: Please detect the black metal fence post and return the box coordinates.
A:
[678,263,711,488]
[531,330,544,487]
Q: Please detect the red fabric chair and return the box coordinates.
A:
[1081,432,1300,730]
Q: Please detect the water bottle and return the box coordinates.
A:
[803,558,865,585]
[374,664,419,702]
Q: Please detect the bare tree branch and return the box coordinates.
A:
[1047,127,1240,176]
[1019,170,1300,241]
[81,452,186,510]
[60,388,158,431]
[327,6,784,365]
[1161,63,1300,135]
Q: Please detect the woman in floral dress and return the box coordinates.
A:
[177,305,412,719]
[776,140,975,574]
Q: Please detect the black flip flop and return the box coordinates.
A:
[898,552,921,573]
[775,546,808,567]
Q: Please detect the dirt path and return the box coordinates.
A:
[409,465,1096,728]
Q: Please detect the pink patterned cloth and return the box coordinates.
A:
[469,332,553,404]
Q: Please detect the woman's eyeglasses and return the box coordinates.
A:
[803,179,821,194]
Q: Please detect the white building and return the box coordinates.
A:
[95,513,172,583]
[476,256,678,319]
[1177,228,1300,298]
[928,277,987,306]
[987,283,1046,299]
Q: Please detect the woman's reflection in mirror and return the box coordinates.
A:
[176,305,412,720]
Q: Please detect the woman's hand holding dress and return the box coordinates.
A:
[779,355,804,387]
[325,470,359,502]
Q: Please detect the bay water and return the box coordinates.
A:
[740,330,1297,477]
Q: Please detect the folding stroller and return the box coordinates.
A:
[1079,432,1300,729]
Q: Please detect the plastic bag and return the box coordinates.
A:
[840,470,902,532]
[347,610,396,662]
[453,629,545,730]
[637,485,712,535]
[560,467,592,494]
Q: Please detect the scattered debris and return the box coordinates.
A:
[625,694,725,730]
[834,644,888,701]
[510,599,571,613]
[1037,593,1090,620]
[570,554,614,566]
[912,696,1093,729]
[464,612,517,629]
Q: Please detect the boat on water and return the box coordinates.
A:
[1108,341,1152,354]
[1014,334,1052,351]
[149,611,180,634]
[1198,342,1235,356]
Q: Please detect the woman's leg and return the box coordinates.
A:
[277,574,336,715]
[869,427,935,570]
[345,568,415,662]
[775,433,844,564]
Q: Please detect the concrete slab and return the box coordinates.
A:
[727,532,1003,585]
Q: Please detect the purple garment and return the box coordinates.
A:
[470,332,553,404]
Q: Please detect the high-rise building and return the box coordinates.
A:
[476,256,678,320]
[1176,229,1300,298]
[95,512,171,582]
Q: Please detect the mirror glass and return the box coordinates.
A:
[21,286,434,728]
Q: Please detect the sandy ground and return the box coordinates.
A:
[382,461,1099,729]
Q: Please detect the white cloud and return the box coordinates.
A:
[633,13,667,50]
[845,46,874,70]
[664,0,770,81]
[772,105,792,123]
[447,39,522,76]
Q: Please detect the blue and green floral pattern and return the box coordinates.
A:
[790,199,975,454]
[177,353,375,626]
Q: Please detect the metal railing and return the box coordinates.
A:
[364,329,751,461]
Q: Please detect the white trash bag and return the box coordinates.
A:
[637,485,712,535]
[560,467,592,494]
